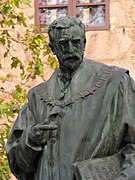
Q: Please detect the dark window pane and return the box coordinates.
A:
[39,0,68,5]
[39,8,68,26]
[76,5,105,26]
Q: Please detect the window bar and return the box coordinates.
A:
[105,0,110,29]
[35,0,40,25]
[76,2,106,7]
[38,4,68,8]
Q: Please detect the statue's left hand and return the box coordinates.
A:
[28,122,57,147]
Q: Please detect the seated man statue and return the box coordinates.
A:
[6,16,135,180]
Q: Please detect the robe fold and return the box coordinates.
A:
[6,59,135,180]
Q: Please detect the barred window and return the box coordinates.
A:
[35,0,109,31]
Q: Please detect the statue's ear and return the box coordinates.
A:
[49,43,56,55]
[83,38,86,51]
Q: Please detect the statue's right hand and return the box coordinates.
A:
[28,122,57,146]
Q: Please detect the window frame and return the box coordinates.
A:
[35,0,110,31]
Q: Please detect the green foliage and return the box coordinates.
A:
[0,122,11,180]
[13,85,28,103]
[0,97,20,179]
[0,0,58,179]
[0,0,58,80]
[0,0,27,27]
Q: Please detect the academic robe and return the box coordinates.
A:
[6,59,135,180]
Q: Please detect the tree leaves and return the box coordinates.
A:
[11,57,21,68]
[21,0,31,5]
[12,0,20,7]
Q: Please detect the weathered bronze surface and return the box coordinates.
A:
[6,17,135,180]
[73,154,123,180]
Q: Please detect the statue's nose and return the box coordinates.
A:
[68,41,74,53]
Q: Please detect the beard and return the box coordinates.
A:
[58,53,83,71]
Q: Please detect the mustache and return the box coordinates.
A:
[62,53,82,60]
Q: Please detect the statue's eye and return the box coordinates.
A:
[59,39,68,45]
[72,39,81,44]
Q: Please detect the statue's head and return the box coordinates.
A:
[48,16,86,70]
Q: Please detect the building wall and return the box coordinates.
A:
[85,0,135,79]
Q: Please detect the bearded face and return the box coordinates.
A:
[52,25,86,71]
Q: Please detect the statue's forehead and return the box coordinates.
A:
[59,25,83,38]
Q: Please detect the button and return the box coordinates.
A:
[50,138,56,144]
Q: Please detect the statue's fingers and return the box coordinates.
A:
[42,119,50,125]
[39,124,58,130]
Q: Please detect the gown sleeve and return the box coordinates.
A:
[6,90,44,179]
[115,73,135,179]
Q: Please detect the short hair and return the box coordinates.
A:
[48,16,86,47]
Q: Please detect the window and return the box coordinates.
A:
[35,0,109,31]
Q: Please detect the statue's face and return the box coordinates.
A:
[54,25,85,70]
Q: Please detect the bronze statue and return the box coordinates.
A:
[6,17,135,180]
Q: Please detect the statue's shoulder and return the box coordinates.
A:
[28,69,58,100]
[83,58,104,70]
[28,81,48,99]
[107,65,129,79]
[84,59,128,77]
